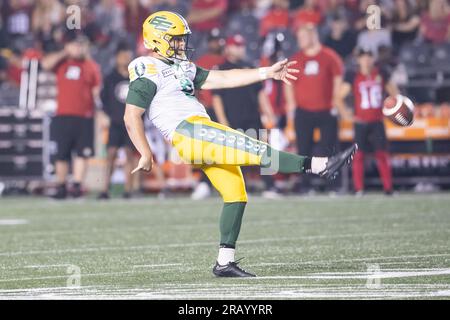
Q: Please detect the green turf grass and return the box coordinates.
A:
[0,193,449,299]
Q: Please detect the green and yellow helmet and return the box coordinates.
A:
[142,11,193,61]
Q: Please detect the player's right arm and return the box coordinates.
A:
[124,104,153,173]
[123,57,159,173]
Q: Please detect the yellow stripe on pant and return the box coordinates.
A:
[172,116,268,202]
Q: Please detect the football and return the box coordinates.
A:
[382,94,415,126]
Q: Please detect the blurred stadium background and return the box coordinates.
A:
[1,0,450,300]
[0,0,449,197]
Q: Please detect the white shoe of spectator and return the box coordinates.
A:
[355,190,364,197]
[191,182,211,200]
[262,190,282,199]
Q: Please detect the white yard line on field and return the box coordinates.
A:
[0,265,195,283]
[2,288,450,299]
[0,271,138,283]
[247,253,450,267]
[320,268,449,272]
[1,282,450,299]
[0,219,28,225]
[23,264,70,269]
[132,263,183,268]
[0,286,103,293]
[251,268,450,280]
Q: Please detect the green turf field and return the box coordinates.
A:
[0,193,449,299]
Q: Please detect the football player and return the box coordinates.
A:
[336,47,399,195]
[124,11,357,277]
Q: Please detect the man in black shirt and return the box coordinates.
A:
[324,13,357,60]
[212,34,275,137]
[212,34,278,197]
[98,44,135,199]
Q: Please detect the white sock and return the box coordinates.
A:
[311,157,328,174]
[217,248,235,265]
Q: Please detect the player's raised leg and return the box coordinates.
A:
[172,115,357,179]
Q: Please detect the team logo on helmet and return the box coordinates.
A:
[149,16,173,31]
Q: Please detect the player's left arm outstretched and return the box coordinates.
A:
[201,59,299,90]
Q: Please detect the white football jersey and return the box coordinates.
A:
[127,56,210,141]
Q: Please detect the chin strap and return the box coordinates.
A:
[155,53,175,64]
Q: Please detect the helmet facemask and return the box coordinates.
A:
[163,33,194,62]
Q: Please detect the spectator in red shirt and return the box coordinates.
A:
[124,0,151,39]
[0,47,22,87]
[187,0,228,32]
[336,47,399,195]
[420,0,450,44]
[292,0,323,31]
[41,34,102,199]
[284,22,344,193]
[259,0,290,37]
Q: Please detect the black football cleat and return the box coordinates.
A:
[70,185,83,198]
[51,184,67,200]
[213,259,256,278]
[122,192,131,199]
[319,144,358,180]
[97,192,110,200]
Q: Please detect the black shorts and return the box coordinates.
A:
[51,116,94,161]
[108,122,134,149]
[354,121,388,153]
[295,108,338,157]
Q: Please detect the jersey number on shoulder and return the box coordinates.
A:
[180,78,194,97]
[359,84,382,109]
